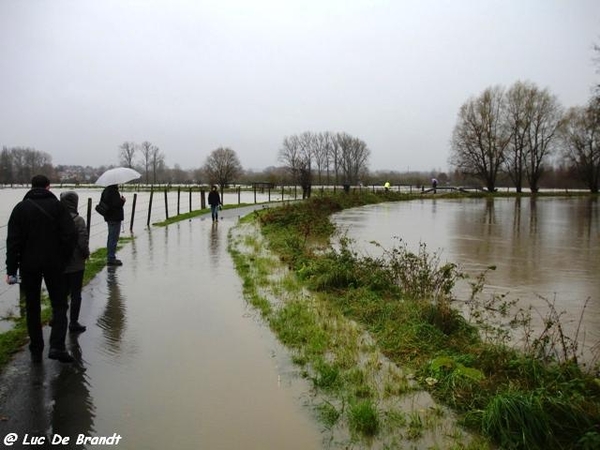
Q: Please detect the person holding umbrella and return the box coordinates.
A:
[101,184,125,266]
[96,167,140,266]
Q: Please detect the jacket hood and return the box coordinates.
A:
[60,191,79,214]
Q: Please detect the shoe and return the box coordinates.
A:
[69,322,87,333]
[48,348,75,363]
[107,259,123,266]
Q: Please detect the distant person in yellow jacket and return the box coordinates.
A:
[384,181,390,191]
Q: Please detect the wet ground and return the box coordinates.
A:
[0,206,324,449]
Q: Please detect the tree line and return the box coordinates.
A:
[278,131,370,198]
[450,80,600,193]
[1,81,598,192]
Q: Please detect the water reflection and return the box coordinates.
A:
[96,268,127,359]
[22,364,48,438]
[483,197,495,228]
[209,223,220,264]
[51,334,95,448]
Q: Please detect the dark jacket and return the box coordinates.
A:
[100,185,125,222]
[208,189,221,206]
[6,188,77,275]
[60,191,90,273]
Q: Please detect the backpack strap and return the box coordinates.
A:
[27,199,56,222]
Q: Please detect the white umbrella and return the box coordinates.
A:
[95,167,141,186]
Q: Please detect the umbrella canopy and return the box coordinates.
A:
[95,167,141,186]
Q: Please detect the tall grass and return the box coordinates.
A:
[251,192,600,449]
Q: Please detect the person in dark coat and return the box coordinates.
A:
[100,184,126,266]
[5,175,77,363]
[60,191,90,333]
[207,185,221,222]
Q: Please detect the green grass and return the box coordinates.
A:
[152,202,257,227]
[232,191,600,449]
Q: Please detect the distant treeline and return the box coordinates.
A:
[0,143,592,192]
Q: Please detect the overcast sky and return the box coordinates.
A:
[1,0,598,172]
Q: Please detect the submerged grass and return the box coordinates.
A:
[231,191,600,449]
[229,204,479,448]
[152,203,255,227]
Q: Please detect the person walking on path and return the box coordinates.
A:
[60,191,90,333]
[100,184,126,266]
[5,175,77,363]
[208,185,222,222]
[431,178,438,194]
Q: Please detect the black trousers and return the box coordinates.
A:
[64,270,84,323]
[20,268,68,352]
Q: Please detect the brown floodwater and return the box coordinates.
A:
[82,215,324,449]
[332,196,600,360]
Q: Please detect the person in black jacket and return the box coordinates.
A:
[100,184,126,266]
[207,185,221,222]
[5,175,77,363]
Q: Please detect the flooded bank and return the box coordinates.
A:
[332,196,600,359]
[0,210,324,449]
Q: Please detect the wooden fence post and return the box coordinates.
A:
[86,198,92,237]
[164,189,169,220]
[146,189,154,227]
[130,193,137,231]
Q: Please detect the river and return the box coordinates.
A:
[332,196,600,362]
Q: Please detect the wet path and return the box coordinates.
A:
[0,207,323,449]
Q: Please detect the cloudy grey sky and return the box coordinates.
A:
[1,0,599,172]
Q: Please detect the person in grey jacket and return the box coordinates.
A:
[60,191,90,333]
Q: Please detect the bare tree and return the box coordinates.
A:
[450,86,511,191]
[0,147,53,184]
[312,132,329,185]
[139,141,157,183]
[119,141,136,168]
[505,81,562,192]
[150,145,165,184]
[202,147,243,193]
[279,134,313,198]
[505,81,531,192]
[0,147,13,184]
[336,132,370,185]
[329,132,341,185]
[523,86,562,192]
[559,97,600,193]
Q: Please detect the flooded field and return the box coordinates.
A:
[0,186,289,328]
[332,196,600,358]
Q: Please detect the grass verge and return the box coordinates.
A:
[229,207,486,448]
[231,191,600,450]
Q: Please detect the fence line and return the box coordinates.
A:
[0,183,424,256]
